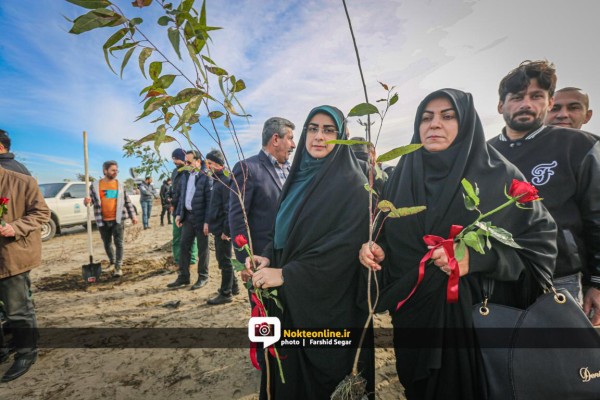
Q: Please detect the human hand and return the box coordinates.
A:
[175,216,182,228]
[252,267,284,289]
[245,255,270,270]
[430,244,469,277]
[83,197,91,206]
[583,287,600,326]
[221,233,230,241]
[359,242,385,271]
[203,223,209,236]
[132,216,138,225]
[0,223,15,237]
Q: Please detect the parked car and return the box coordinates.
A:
[38,182,141,241]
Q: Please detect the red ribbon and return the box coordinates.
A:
[395,225,463,311]
[249,293,286,370]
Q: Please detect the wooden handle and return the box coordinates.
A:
[83,131,94,259]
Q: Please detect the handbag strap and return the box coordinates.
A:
[480,263,554,302]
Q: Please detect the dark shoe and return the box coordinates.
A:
[232,284,240,296]
[167,278,190,288]
[1,351,38,382]
[207,293,232,305]
[190,279,208,290]
[0,351,9,364]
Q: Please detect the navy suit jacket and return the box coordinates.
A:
[229,151,284,261]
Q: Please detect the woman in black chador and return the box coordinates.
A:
[250,105,375,399]
[359,89,557,399]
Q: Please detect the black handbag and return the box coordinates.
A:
[472,277,600,400]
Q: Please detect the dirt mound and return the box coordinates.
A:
[35,257,173,292]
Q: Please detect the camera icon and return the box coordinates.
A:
[248,317,281,347]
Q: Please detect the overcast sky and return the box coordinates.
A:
[1,0,598,182]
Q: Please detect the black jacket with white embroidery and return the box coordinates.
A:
[489,125,600,287]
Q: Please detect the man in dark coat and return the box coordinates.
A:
[489,60,600,325]
[0,130,30,175]
[229,117,296,262]
[159,178,172,226]
[169,150,212,289]
[168,148,197,268]
[205,150,239,305]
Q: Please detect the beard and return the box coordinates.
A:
[505,110,544,132]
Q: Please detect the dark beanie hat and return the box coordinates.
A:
[171,148,186,161]
[206,149,225,166]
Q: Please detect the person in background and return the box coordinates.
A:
[169,151,212,290]
[83,160,138,277]
[545,87,593,130]
[0,130,30,175]
[138,176,158,229]
[159,178,172,226]
[169,149,198,269]
[205,149,239,305]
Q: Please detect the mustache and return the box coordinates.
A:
[513,110,536,118]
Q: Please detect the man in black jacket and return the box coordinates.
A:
[168,148,197,268]
[489,60,600,325]
[0,130,30,175]
[205,150,239,305]
[169,150,212,289]
[159,178,172,226]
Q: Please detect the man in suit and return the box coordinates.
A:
[229,117,296,265]
[168,150,213,289]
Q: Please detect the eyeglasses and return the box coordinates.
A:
[306,126,338,136]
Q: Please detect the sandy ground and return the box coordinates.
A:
[0,204,405,400]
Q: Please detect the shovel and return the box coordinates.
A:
[82,131,102,283]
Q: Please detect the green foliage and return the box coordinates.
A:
[377,200,426,218]
[376,144,422,163]
[123,140,169,182]
[231,258,246,272]
[348,103,379,117]
[461,178,480,208]
[325,139,371,146]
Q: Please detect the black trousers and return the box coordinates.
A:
[179,219,209,280]
[160,205,171,225]
[98,220,124,267]
[214,234,238,295]
[0,272,37,354]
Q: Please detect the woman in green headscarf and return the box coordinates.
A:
[249,105,375,399]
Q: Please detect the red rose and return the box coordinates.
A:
[508,179,539,203]
[0,198,9,206]
[234,234,248,248]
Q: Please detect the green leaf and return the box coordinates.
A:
[69,9,118,34]
[234,79,246,92]
[463,195,477,211]
[271,296,284,313]
[101,28,127,73]
[66,0,112,9]
[363,183,376,196]
[109,41,137,53]
[138,48,152,78]
[461,178,480,207]
[223,169,230,178]
[157,16,172,26]
[130,17,143,26]
[208,111,224,119]
[201,55,216,65]
[153,124,167,151]
[136,97,168,121]
[463,231,485,254]
[231,258,246,272]
[206,66,228,76]
[487,226,522,249]
[389,93,399,106]
[455,239,466,261]
[377,200,395,212]
[149,61,162,81]
[376,144,423,163]
[155,74,176,89]
[171,88,203,105]
[133,133,156,146]
[188,114,200,124]
[168,27,181,59]
[348,103,379,117]
[120,46,136,78]
[324,139,370,146]
[174,95,202,129]
[389,206,427,218]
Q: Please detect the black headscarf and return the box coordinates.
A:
[261,105,374,399]
[376,89,557,396]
